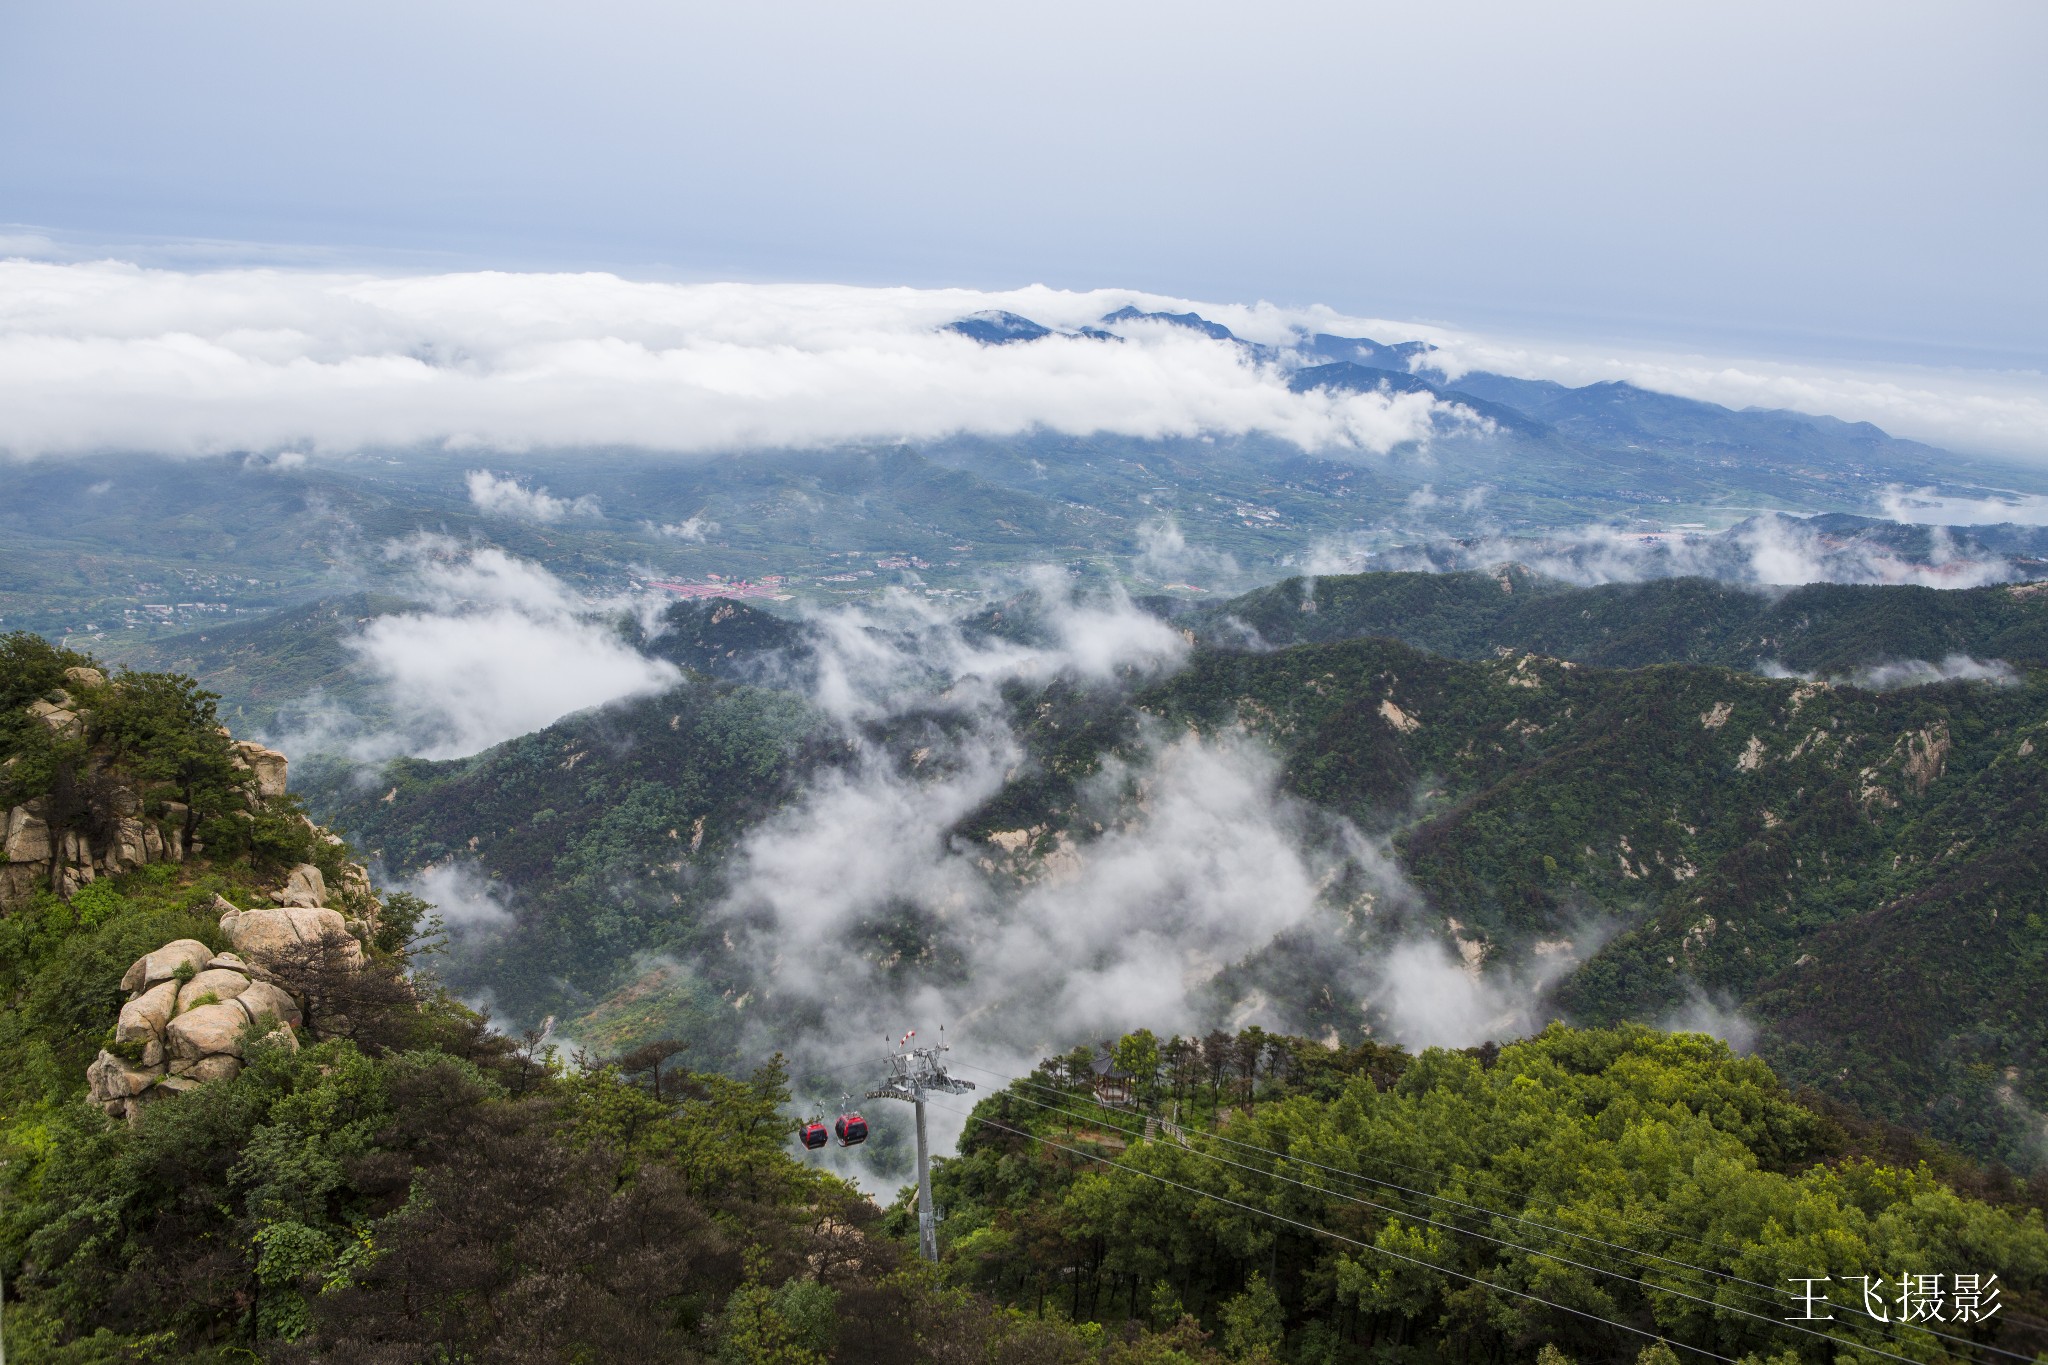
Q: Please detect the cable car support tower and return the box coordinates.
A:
[868,1031,975,1261]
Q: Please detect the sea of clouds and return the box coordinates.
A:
[4,256,2047,463]
[0,260,1445,459]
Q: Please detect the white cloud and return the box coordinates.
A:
[798,572,1188,726]
[1761,654,2022,692]
[1878,486,2048,527]
[344,540,681,758]
[0,260,1446,461]
[1660,987,1757,1055]
[2,258,2044,464]
[395,860,515,936]
[1357,513,2024,589]
[1134,516,1242,587]
[701,584,1357,1132]
[1845,655,2020,690]
[649,515,715,541]
[466,469,602,522]
[685,576,1608,1164]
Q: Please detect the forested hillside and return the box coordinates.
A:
[6,634,2048,1364]
[929,1024,2048,1365]
[314,675,836,1068]
[1117,636,2048,1162]
[304,575,2048,1169]
[1204,574,2048,673]
[0,634,1124,1361]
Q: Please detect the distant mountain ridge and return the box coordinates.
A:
[1198,570,2048,672]
[934,304,2011,516]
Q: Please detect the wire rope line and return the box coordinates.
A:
[952,1067,2025,1365]
[958,1062,2037,1361]
[972,1068,1791,1301]
[982,1085,1795,1312]
[961,1062,1788,1274]
[928,1099,1749,1363]
[966,1086,1966,1365]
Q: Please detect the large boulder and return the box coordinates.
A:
[255,1021,300,1054]
[5,804,51,863]
[237,979,304,1029]
[27,699,82,739]
[63,666,105,689]
[220,903,361,968]
[90,909,324,1120]
[185,1054,244,1083]
[111,817,151,871]
[175,967,253,1013]
[166,1000,257,1061]
[87,1050,159,1113]
[275,863,328,908]
[232,741,290,799]
[116,979,179,1044]
[119,939,215,995]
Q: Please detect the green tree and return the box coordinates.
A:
[1218,1271,1282,1362]
[719,1248,827,1365]
[1115,1028,1162,1106]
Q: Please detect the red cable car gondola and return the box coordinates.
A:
[799,1121,828,1151]
[834,1113,869,1146]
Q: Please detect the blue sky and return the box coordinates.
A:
[4,1,2042,368]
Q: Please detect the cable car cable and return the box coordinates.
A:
[923,1098,1744,1365]
[957,1071,2027,1365]
[962,1062,1780,1271]
[957,1062,2035,1361]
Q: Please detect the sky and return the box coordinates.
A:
[3,0,2044,372]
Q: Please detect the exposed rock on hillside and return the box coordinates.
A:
[88,928,303,1120]
[86,862,371,1121]
[2,671,305,911]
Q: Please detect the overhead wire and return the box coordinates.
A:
[963,1087,1951,1365]
[959,1062,2037,1360]
[923,1097,1746,1365]
[964,1062,1783,1270]
[950,1064,2026,1365]
[970,1066,1790,1296]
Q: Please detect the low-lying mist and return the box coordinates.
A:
[677,580,1602,1159]
[1298,510,2039,590]
[282,527,2032,1174]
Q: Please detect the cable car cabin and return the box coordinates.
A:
[800,1122,829,1151]
[834,1114,869,1146]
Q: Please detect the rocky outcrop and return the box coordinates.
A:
[231,740,290,799]
[220,865,365,971]
[1,683,309,912]
[3,783,191,908]
[5,803,52,863]
[275,862,327,908]
[27,697,83,740]
[87,922,316,1122]
[84,856,383,1121]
